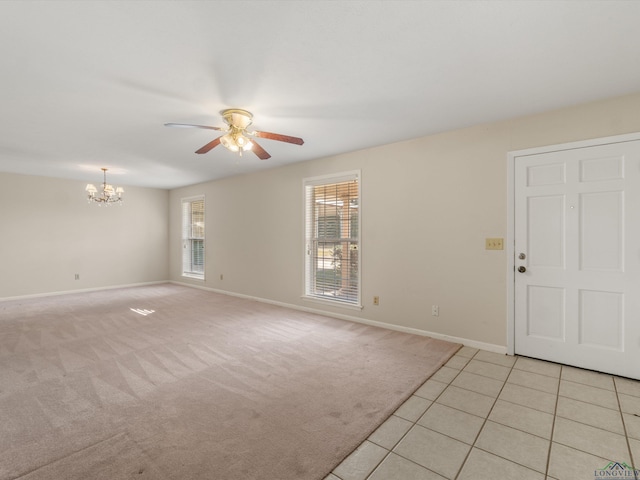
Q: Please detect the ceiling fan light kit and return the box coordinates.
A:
[85,168,124,206]
[219,110,255,155]
[219,132,253,154]
[165,108,304,160]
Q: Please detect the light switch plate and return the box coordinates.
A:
[485,238,504,250]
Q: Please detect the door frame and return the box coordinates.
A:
[506,131,640,356]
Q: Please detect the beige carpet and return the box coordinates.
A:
[0,284,460,480]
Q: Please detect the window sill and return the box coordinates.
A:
[301,295,363,311]
[182,273,205,281]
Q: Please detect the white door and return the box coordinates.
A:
[514,140,640,380]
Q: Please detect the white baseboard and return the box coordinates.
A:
[0,280,169,302]
[170,281,509,356]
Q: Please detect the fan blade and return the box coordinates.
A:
[195,137,222,154]
[253,130,304,145]
[250,140,271,160]
[165,123,224,131]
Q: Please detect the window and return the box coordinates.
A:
[304,172,360,306]
[182,196,205,279]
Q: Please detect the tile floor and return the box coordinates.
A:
[325,347,640,480]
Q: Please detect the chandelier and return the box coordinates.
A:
[85,168,124,205]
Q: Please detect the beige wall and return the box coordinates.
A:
[169,92,640,350]
[0,173,169,298]
[6,93,638,346]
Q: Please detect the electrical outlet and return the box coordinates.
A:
[485,237,504,250]
[373,296,380,306]
[432,305,439,316]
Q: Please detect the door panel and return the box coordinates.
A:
[579,289,623,351]
[527,162,566,186]
[579,191,623,271]
[514,141,640,380]
[527,285,565,340]
[528,195,565,268]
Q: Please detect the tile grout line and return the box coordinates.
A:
[454,354,565,478]
[452,355,628,480]
[549,375,637,467]
[363,352,474,480]
[495,396,553,417]
[544,373,637,477]
[555,386,624,413]
[450,351,519,480]
[542,363,563,479]
[613,378,638,480]
[330,354,465,480]
[356,360,457,480]
[349,351,639,480]
[424,353,563,477]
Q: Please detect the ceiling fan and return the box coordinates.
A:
[165,109,304,160]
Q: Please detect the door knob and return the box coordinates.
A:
[518,266,526,273]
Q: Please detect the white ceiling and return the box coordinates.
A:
[2,1,640,189]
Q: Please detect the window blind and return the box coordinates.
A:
[182,196,205,278]
[304,172,360,306]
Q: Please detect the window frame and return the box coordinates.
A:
[302,171,362,309]
[181,195,205,280]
